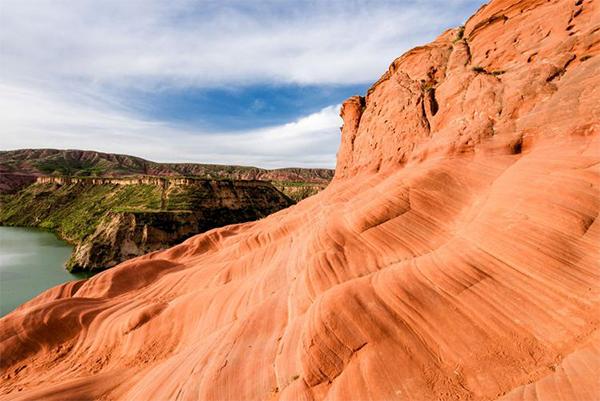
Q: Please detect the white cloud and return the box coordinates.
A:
[0,0,483,167]
[0,0,479,87]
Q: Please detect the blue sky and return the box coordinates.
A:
[0,0,485,168]
[125,84,369,131]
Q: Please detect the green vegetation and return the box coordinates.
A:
[453,25,465,43]
[421,82,436,92]
[0,178,304,245]
[0,176,316,273]
[472,66,506,76]
[165,183,219,210]
[0,182,162,243]
[0,178,299,273]
[35,159,106,176]
[272,180,316,187]
[272,181,325,202]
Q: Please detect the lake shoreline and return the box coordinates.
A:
[0,226,85,316]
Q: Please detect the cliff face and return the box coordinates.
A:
[272,182,328,202]
[336,0,598,178]
[1,1,599,401]
[0,178,293,271]
[67,211,200,272]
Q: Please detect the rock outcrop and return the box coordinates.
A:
[1,1,599,400]
[67,211,200,272]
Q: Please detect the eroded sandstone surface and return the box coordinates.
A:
[1,0,599,400]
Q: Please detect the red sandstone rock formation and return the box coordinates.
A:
[1,0,599,400]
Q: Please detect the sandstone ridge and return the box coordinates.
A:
[1,1,599,400]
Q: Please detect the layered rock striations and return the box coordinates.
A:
[30,174,324,203]
[1,0,599,400]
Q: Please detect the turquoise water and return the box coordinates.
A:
[0,226,82,316]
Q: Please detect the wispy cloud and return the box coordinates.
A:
[1,0,481,87]
[0,0,484,167]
